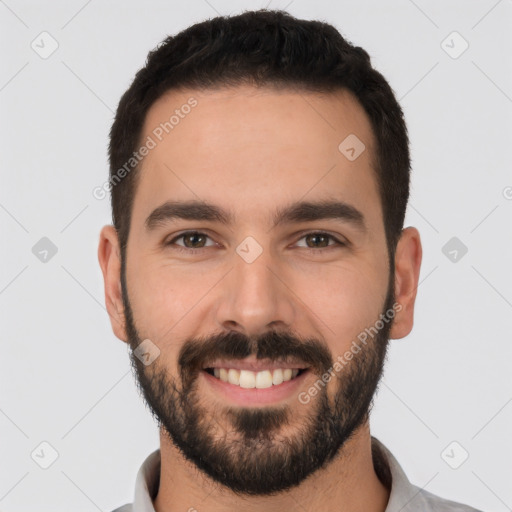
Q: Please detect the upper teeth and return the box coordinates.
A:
[212,368,300,388]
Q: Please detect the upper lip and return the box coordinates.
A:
[203,358,309,372]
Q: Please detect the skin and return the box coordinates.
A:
[98,85,422,512]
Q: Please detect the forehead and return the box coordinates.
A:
[133,85,381,229]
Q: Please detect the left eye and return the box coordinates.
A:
[166,231,345,252]
[295,232,344,250]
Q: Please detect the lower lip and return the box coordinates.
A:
[201,369,310,406]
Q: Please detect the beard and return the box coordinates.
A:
[121,263,394,496]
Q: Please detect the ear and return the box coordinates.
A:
[389,227,422,340]
[98,225,128,342]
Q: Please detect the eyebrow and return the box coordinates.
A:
[144,199,366,232]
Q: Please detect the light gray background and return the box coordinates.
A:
[1,0,511,510]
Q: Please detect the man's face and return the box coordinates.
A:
[120,86,393,494]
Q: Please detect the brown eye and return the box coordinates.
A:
[296,232,345,251]
[304,233,331,248]
[181,232,207,248]
[167,231,215,251]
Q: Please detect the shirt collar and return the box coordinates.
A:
[131,437,425,511]
[132,449,160,512]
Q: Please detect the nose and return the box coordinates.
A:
[214,239,296,338]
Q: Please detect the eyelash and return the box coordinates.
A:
[165,231,347,255]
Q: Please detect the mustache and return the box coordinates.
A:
[178,329,333,386]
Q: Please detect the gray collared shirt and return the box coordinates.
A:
[111,437,482,511]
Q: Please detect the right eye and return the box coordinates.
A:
[166,231,217,253]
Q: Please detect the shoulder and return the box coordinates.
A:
[371,437,483,512]
[415,486,484,512]
[110,505,132,512]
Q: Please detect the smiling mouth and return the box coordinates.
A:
[203,367,308,389]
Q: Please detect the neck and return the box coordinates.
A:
[153,422,390,512]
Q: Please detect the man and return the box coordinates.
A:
[98,9,482,512]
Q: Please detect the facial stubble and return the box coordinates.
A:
[120,260,394,496]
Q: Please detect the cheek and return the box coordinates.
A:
[127,244,388,358]
[127,263,191,378]
[291,260,387,354]
[126,257,197,339]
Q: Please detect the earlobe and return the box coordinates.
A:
[389,227,422,340]
[98,225,128,342]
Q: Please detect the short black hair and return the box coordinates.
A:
[108,9,410,263]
